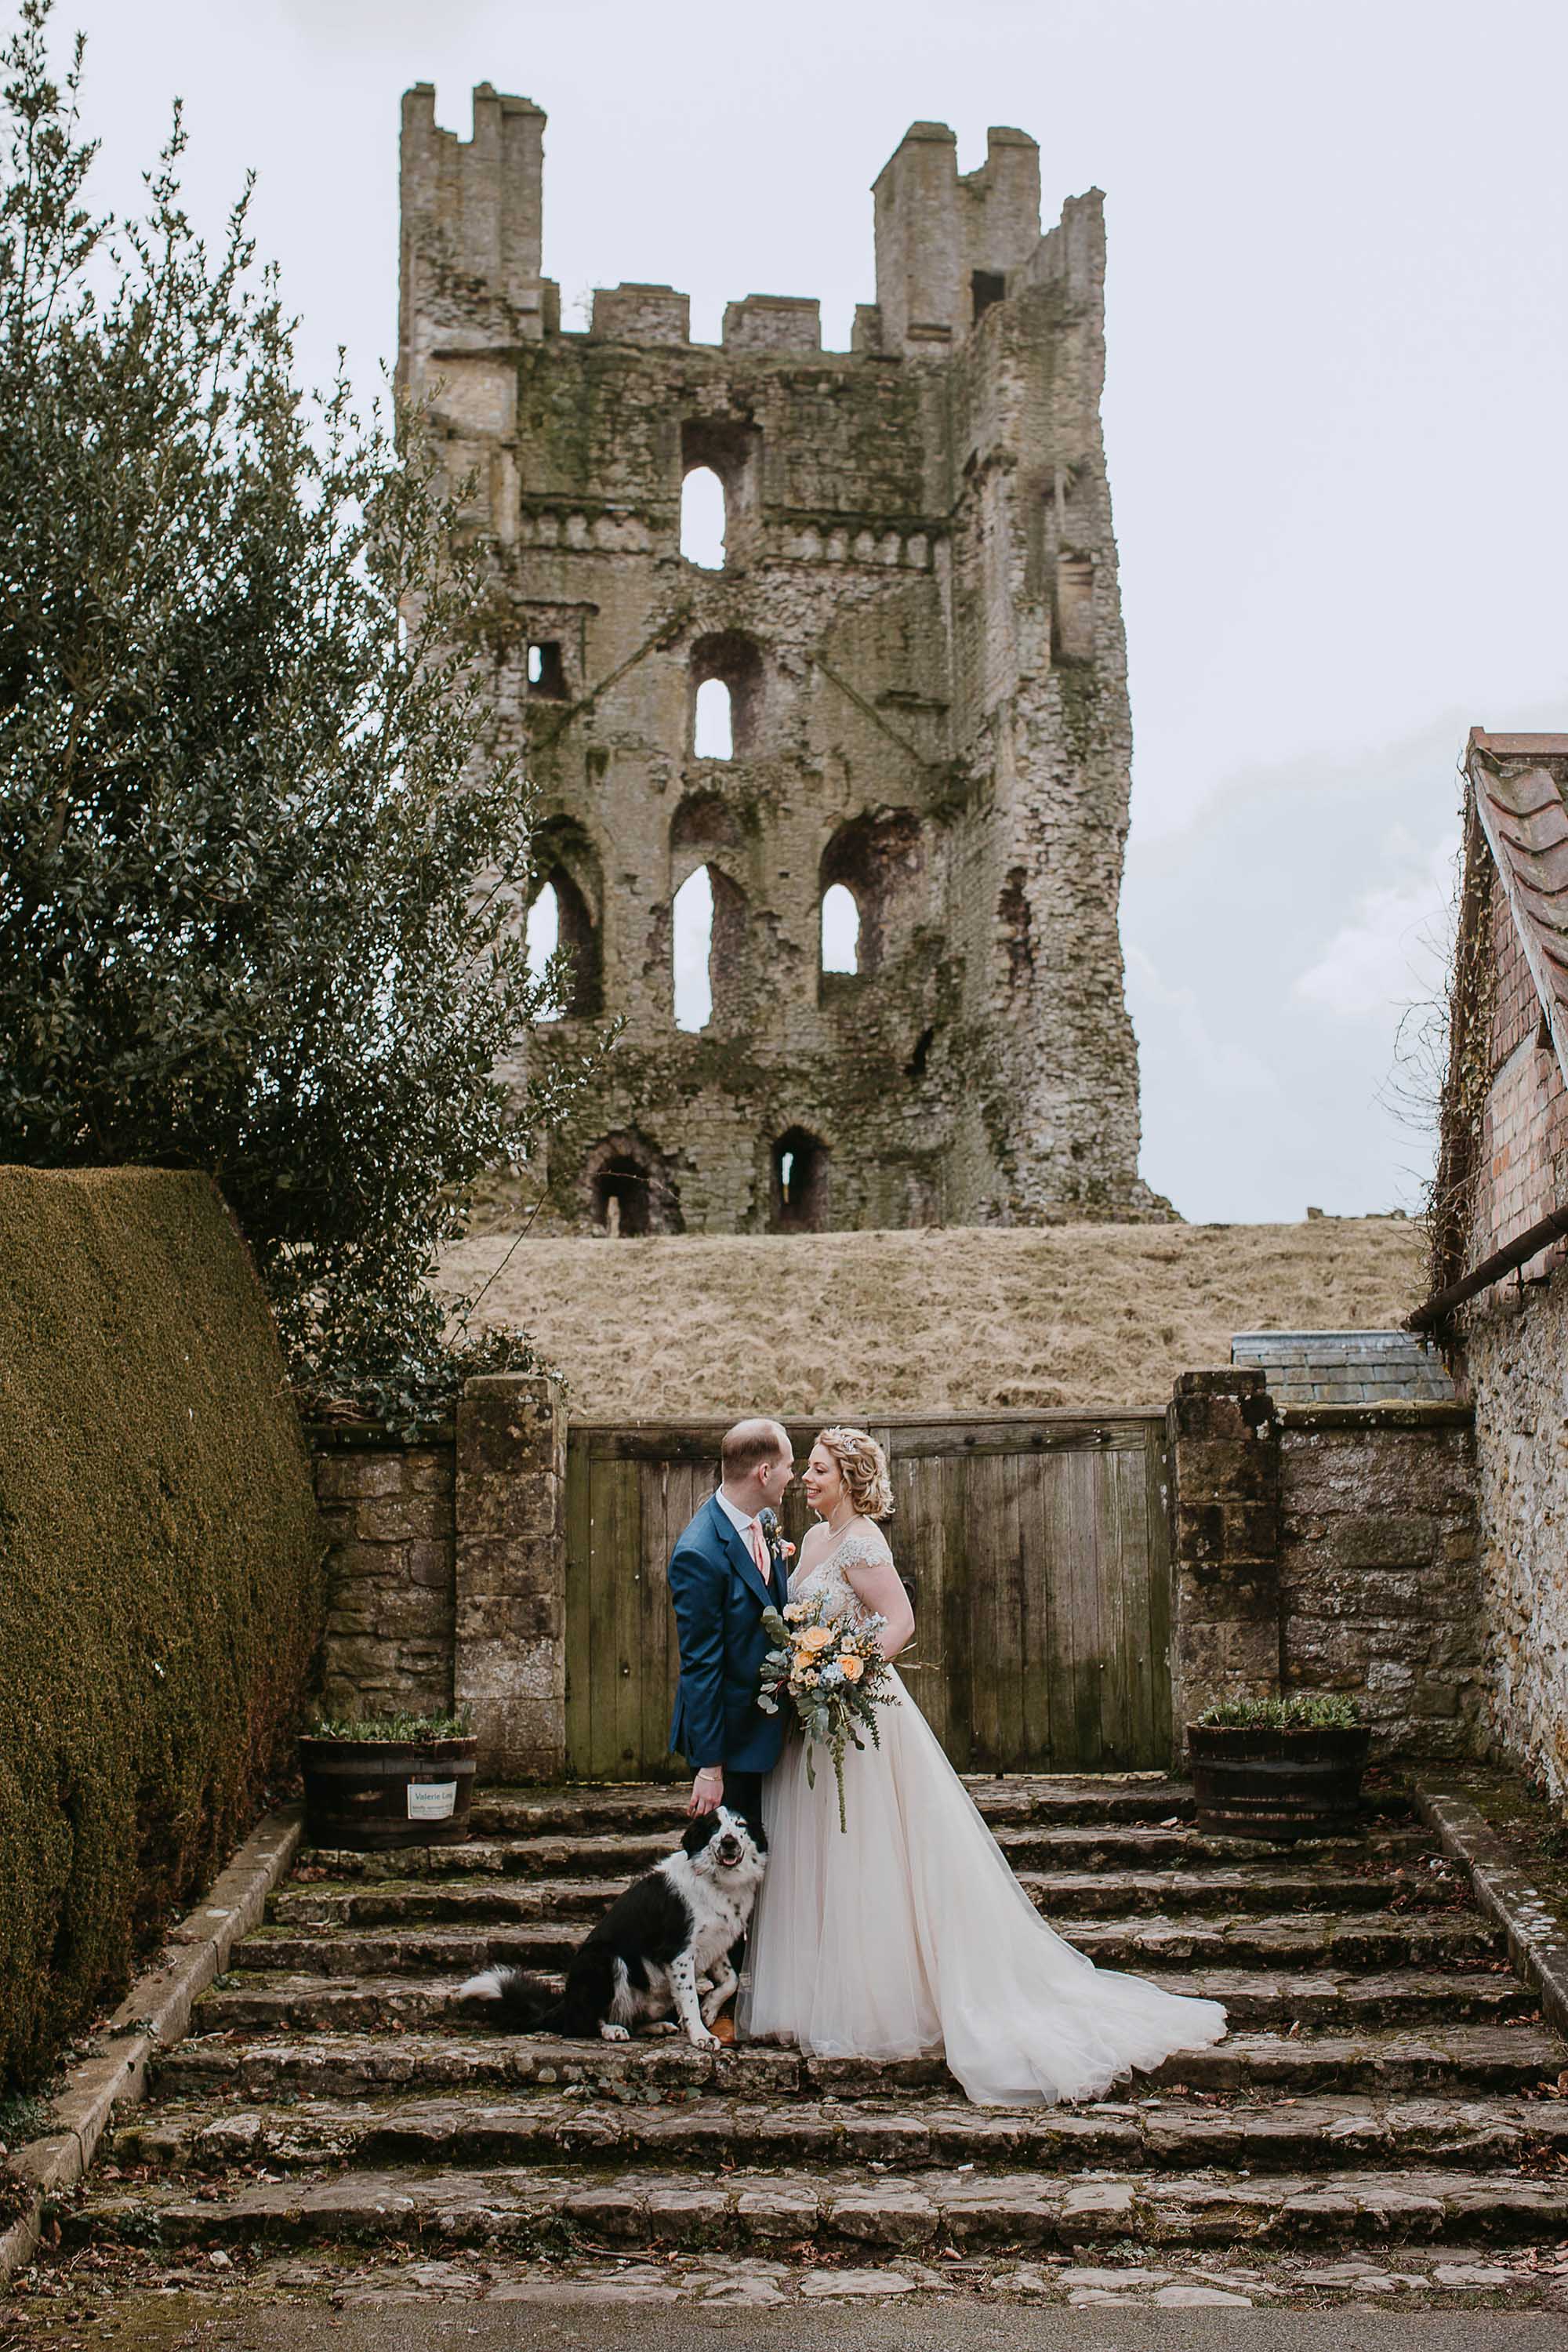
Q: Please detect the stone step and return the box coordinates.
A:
[273,1859,1458,1926]
[296,1823,1432,1890]
[110,2087,1568,2178]
[194,1965,1539,2038]
[234,1910,1501,1980]
[67,2160,1568,2254]
[463,1776,1210,1838]
[155,2020,1568,2103]
[459,1777,1417,1839]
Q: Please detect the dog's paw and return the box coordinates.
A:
[686,2025,721,2051]
[598,2023,630,2042]
[647,2020,679,2036]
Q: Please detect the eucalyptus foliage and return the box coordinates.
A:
[0,3,601,1428]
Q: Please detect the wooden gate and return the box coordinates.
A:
[564,1413,1172,1780]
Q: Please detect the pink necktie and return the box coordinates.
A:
[747,1519,770,1584]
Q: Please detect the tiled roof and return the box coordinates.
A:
[1468,730,1568,1079]
[1230,1330,1457,1406]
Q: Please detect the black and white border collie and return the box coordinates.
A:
[458,1806,766,2049]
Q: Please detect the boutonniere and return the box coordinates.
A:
[758,1506,796,1563]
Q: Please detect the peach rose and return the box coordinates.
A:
[800,1624,833,1653]
[837,1653,866,1682]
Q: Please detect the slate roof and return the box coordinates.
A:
[1230,1330,1457,1406]
[1468,729,1568,1077]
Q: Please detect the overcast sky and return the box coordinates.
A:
[39,0,1568,1222]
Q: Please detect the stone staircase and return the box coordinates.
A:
[64,1777,1568,2270]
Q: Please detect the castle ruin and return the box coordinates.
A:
[399,85,1168,1232]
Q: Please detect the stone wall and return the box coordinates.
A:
[310,1429,457,1721]
[397,85,1168,1233]
[1166,1371,1484,1760]
[310,1373,568,1777]
[1278,1406,1482,1757]
[1462,1267,1568,1803]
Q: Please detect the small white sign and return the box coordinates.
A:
[406,1780,457,1821]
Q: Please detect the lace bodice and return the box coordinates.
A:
[789,1529,892,1635]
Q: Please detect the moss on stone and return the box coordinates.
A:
[0,1167,324,2092]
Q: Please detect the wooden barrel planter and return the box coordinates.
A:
[1188,1721,1371,1841]
[299,1735,478,1850]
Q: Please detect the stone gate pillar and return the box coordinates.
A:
[455,1370,568,1781]
[1166,1368,1282,1758]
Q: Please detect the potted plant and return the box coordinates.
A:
[299,1711,477,1850]
[1187,1694,1370,1841]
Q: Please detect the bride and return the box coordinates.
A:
[739,1425,1227,2106]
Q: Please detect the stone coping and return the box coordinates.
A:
[306,1421,456,1452]
[1414,1774,1568,2045]
[1276,1402,1473,1432]
[0,1804,302,2281]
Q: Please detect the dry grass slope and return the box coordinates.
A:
[442,1220,1426,1421]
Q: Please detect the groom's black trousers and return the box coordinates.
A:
[720,1769,764,1840]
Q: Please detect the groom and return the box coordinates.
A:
[667,1417,795,1833]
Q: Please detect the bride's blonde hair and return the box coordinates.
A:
[817,1426,894,1522]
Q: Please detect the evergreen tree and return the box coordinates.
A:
[0,2,600,1427]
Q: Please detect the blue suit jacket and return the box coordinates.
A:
[667,1494,787,1775]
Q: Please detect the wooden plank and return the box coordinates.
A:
[572,1408,1164,1446]
[580,1456,611,1778]
[1040,1449,1105,1769]
[563,1436,593,1776]
[967,1454,1002,1770]
[1145,1425,1174,1768]
[866,1419,1157,1461]
[895,1450,945,1750]
[1097,1446,1139,1770]
[637,1457,672,1774]
[1117,1443,1157,1767]
[1018,1451,1053,1768]
[939,1454,973,1769]
[608,1458,642,1776]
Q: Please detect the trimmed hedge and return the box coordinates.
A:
[0,1167,323,2090]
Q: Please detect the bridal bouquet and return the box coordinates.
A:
[757,1593,899,1833]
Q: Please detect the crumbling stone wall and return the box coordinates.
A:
[399,86,1168,1232]
[1167,1371,1484,1759]
[311,1431,457,1719]
[1278,1407,1482,1758]
[1462,1269,1568,1803]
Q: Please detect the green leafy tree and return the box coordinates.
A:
[0,2,601,1427]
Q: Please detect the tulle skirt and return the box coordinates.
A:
[739,1669,1227,2107]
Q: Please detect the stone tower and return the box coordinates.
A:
[399,85,1169,1232]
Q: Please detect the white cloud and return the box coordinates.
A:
[1291,829,1457,1020]
[1126,946,1281,1099]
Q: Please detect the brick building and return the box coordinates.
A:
[1425,729,1568,1799]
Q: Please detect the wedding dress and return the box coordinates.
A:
[739,1530,1228,2106]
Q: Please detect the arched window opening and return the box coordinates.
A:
[694,677,733,761]
[771,1127,830,1233]
[681,465,727,569]
[524,863,601,1019]
[818,810,924,994]
[821,883,860,975]
[673,866,714,1033]
[593,1156,652,1237]
[525,881,563,1018]
[583,1130,684,1237]
[689,631,764,760]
